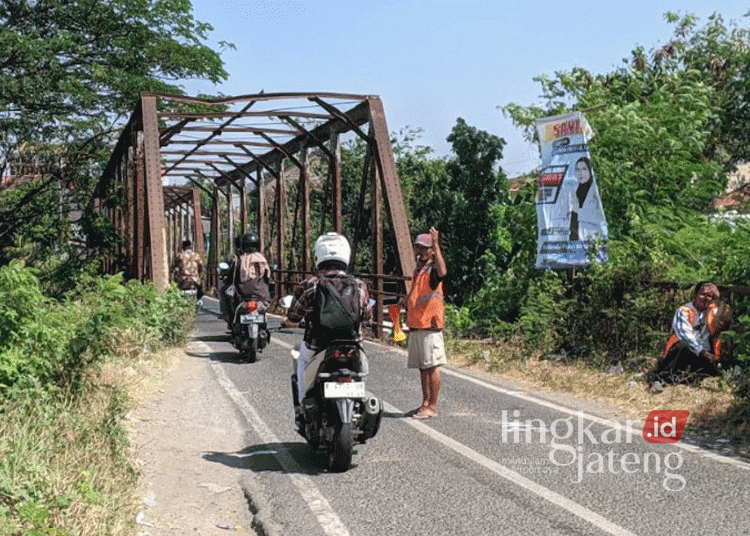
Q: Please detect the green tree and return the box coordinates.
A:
[0,0,231,265]
[409,118,508,303]
[658,12,750,170]
[490,11,750,365]
[502,12,750,239]
[336,128,444,275]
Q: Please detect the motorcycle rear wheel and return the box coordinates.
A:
[328,422,353,473]
[240,328,259,363]
[242,348,257,363]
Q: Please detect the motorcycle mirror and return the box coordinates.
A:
[280,295,293,309]
[218,262,230,270]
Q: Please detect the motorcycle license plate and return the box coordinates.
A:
[323,381,365,398]
[240,313,259,324]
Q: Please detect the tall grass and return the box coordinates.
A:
[0,263,194,535]
[0,388,136,535]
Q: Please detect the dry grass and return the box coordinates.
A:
[0,386,138,536]
[445,337,750,458]
[99,346,183,408]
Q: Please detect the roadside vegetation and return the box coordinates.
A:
[0,1,230,534]
[359,11,750,449]
[0,261,194,535]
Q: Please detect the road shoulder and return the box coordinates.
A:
[127,347,255,535]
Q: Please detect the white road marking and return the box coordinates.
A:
[382,398,638,536]
[270,337,635,534]
[269,333,747,535]
[202,347,350,536]
[374,340,750,470]
[273,338,294,350]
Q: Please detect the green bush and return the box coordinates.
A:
[517,270,570,356]
[553,252,674,367]
[451,204,750,375]
[0,263,194,399]
[0,262,75,395]
[0,261,48,351]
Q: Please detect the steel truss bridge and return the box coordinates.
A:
[94,92,416,337]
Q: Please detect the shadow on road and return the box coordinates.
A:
[203,442,353,475]
[192,334,231,343]
[210,351,253,364]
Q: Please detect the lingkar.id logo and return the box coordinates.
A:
[501,410,689,491]
[642,410,690,444]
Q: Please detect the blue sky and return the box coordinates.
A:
[182,0,749,177]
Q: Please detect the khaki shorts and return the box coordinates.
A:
[407,330,447,369]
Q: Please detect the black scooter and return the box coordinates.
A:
[291,341,383,472]
[231,296,270,363]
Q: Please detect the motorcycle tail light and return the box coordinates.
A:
[332,349,356,361]
[323,347,359,371]
[338,376,353,383]
[246,300,258,312]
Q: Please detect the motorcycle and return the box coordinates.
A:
[178,279,200,306]
[291,341,383,472]
[231,296,270,363]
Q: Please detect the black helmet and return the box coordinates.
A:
[241,232,260,253]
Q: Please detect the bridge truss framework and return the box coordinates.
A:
[95,92,416,336]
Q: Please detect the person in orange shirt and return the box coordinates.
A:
[405,227,447,419]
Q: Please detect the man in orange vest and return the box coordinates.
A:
[657,281,722,382]
[405,227,447,419]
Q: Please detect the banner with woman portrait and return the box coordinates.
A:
[534,111,608,269]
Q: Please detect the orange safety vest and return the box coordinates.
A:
[663,302,722,359]
[406,264,444,330]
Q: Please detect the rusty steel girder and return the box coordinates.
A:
[95,91,415,337]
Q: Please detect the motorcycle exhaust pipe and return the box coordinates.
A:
[361,396,383,440]
[365,396,381,415]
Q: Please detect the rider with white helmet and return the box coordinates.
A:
[282,232,373,404]
[313,231,351,268]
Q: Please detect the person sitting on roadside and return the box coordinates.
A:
[655,281,731,382]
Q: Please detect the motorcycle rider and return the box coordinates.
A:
[282,232,373,405]
[171,240,204,300]
[232,232,271,328]
[218,235,241,324]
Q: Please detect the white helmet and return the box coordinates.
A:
[314,232,351,268]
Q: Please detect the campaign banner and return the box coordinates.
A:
[534,111,608,269]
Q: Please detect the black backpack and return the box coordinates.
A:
[310,275,362,348]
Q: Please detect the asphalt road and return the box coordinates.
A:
[191,301,750,536]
